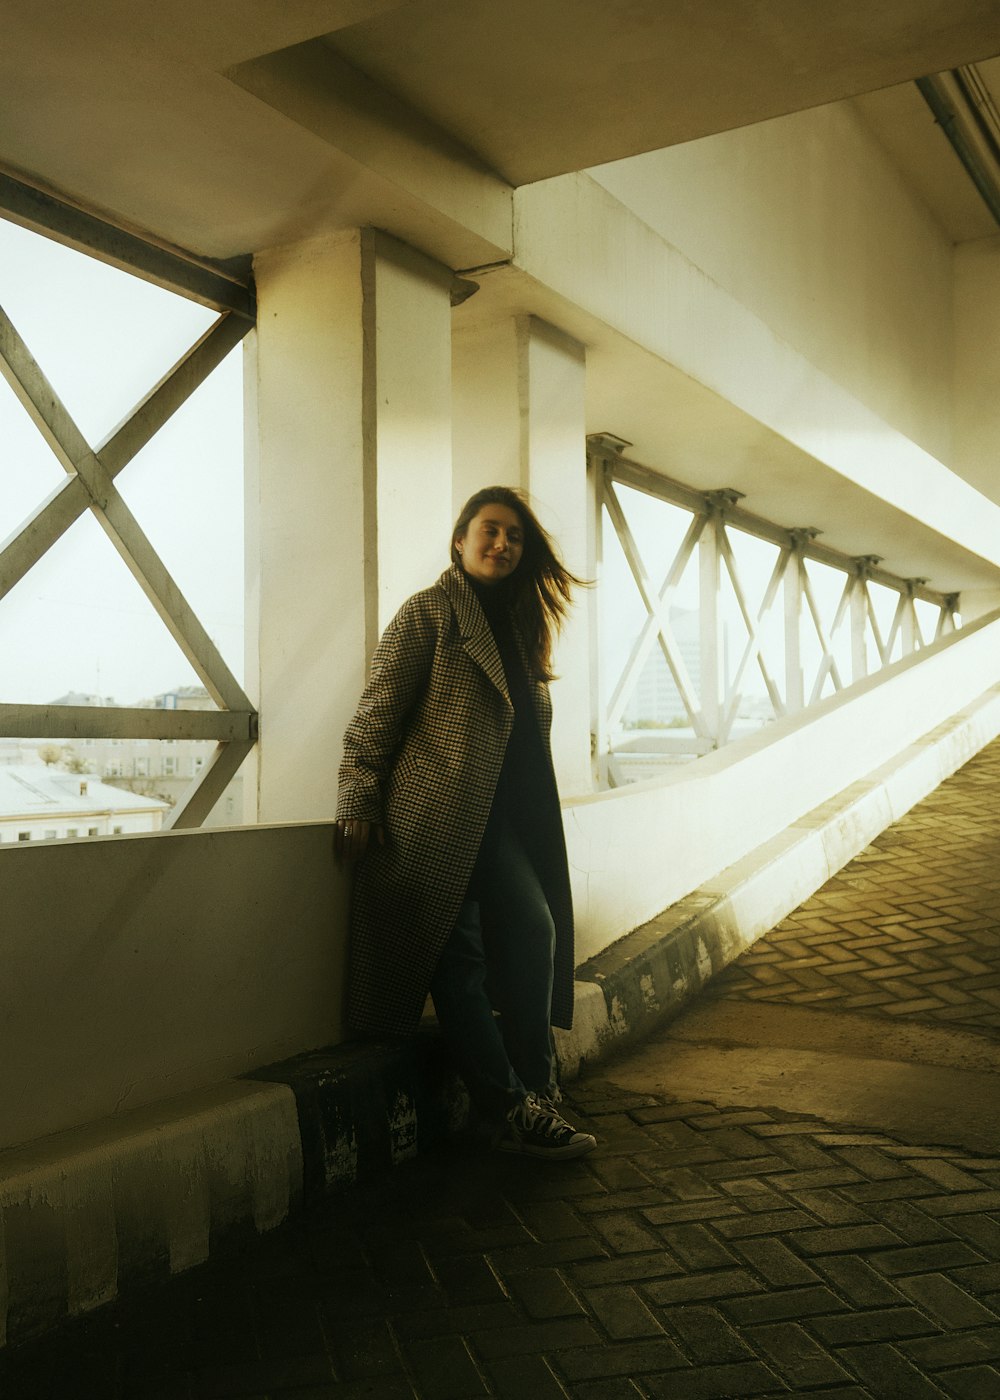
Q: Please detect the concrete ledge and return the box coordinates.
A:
[0,1038,467,1349]
[0,1081,301,1348]
[557,683,1000,1074]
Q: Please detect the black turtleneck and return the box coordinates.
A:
[467,576,556,885]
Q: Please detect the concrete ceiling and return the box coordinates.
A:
[324,0,1000,186]
[2,2,1000,589]
[1,2,999,264]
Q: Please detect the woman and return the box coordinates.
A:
[333,486,596,1160]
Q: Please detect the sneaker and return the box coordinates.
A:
[498,1094,596,1160]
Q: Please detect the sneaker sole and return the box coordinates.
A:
[497,1134,597,1161]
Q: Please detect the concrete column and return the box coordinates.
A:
[453,314,590,794]
[247,229,453,822]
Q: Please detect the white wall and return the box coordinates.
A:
[0,823,344,1152]
[589,101,955,461]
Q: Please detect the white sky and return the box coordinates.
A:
[0,217,244,707]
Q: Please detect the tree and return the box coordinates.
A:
[38,744,62,766]
[63,749,92,775]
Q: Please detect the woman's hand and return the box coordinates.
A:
[333,819,384,864]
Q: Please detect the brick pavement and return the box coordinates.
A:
[1,1084,998,1399]
[708,739,1000,1036]
[3,743,1000,1398]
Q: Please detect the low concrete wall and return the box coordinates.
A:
[0,823,346,1152]
[565,607,1000,961]
[556,681,1000,1073]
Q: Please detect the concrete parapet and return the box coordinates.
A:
[560,683,1000,1071]
[0,1081,301,1348]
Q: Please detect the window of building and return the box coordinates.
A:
[88,826,99,836]
[134,757,149,777]
[164,757,177,775]
[113,825,123,834]
[18,831,31,841]
[44,829,58,839]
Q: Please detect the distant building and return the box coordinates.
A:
[0,766,169,844]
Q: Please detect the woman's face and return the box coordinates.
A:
[456,503,525,586]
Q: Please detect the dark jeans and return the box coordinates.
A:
[430,822,557,1126]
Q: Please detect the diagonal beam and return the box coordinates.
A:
[0,312,250,602]
[603,484,709,737]
[0,302,91,472]
[0,474,88,603]
[606,510,704,729]
[718,539,786,740]
[802,565,844,704]
[73,448,251,712]
[165,739,254,830]
[98,313,250,474]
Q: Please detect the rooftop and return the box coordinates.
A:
[0,765,170,819]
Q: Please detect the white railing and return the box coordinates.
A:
[0,175,257,827]
[589,434,960,787]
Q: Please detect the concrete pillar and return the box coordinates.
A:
[247,229,453,822]
[453,314,590,794]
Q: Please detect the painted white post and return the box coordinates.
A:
[850,570,869,683]
[247,229,453,822]
[784,536,807,714]
[699,501,723,746]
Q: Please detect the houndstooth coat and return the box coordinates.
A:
[336,564,575,1037]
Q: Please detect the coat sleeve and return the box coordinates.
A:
[335,594,439,824]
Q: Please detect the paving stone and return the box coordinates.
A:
[658,1304,752,1363]
[938,1363,1000,1399]
[567,1379,646,1399]
[808,1305,941,1345]
[729,1236,821,1287]
[811,1253,907,1307]
[644,1270,764,1306]
[486,1352,570,1399]
[553,1338,687,1380]
[838,1342,954,1398]
[582,1286,664,1340]
[642,1359,784,1397]
[744,1320,853,1388]
[403,1335,487,1398]
[900,1325,1000,1368]
[471,1318,600,1359]
[894,1272,1000,1329]
[506,1269,585,1320]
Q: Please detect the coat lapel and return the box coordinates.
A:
[439,565,511,706]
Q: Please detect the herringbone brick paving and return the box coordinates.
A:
[2,1087,998,1399]
[707,741,1000,1035]
[4,741,1000,1398]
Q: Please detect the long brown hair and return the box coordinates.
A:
[451,486,585,681]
